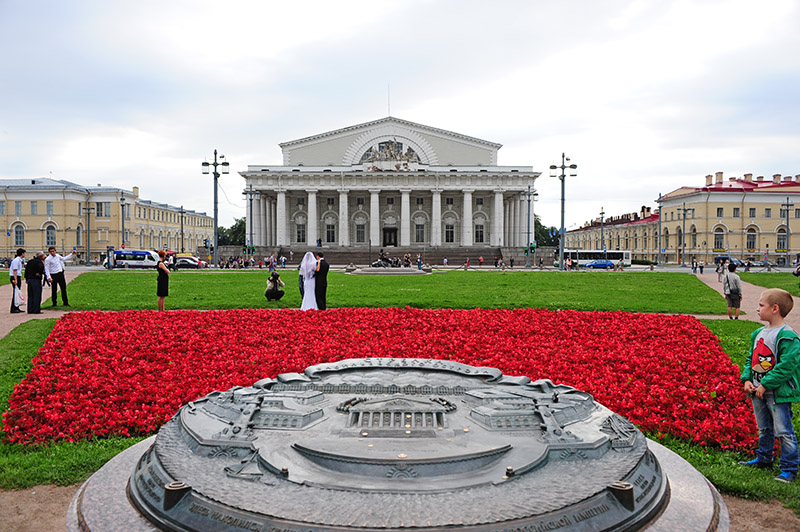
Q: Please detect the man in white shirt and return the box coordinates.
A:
[45,246,76,307]
[9,248,25,313]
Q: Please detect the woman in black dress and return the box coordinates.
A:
[156,250,170,311]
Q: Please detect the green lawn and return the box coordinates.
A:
[57,269,728,314]
[1,270,798,512]
[740,272,800,294]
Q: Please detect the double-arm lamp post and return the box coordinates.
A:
[520,185,538,268]
[549,154,577,270]
[202,150,229,268]
[599,207,605,255]
[244,183,261,256]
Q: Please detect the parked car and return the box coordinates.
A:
[713,255,744,266]
[175,257,201,269]
[584,259,614,269]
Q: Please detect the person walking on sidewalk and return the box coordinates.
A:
[45,246,76,307]
[9,248,25,313]
[24,251,45,314]
[723,263,743,319]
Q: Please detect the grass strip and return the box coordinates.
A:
[63,270,727,314]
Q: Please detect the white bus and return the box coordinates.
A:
[110,250,160,269]
[560,249,632,267]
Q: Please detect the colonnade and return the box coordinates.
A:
[246,188,534,248]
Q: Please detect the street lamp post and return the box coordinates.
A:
[120,191,126,249]
[600,207,605,256]
[85,204,95,266]
[656,193,663,266]
[549,153,577,271]
[202,150,230,268]
[678,202,687,266]
[782,196,793,266]
[180,206,186,253]
[244,183,260,257]
[520,185,538,268]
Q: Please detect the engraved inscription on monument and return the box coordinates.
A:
[128,358,670,531]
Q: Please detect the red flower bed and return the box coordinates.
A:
[2,308,755,449]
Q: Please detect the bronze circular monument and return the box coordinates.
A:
[69,358,728,531]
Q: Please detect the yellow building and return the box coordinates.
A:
[1,178,214,262]
[565,171,800,265]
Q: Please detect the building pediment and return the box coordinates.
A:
[278,117,502,167]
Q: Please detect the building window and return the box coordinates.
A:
[714,228,725,250]
[386,197,394,205]
[795,209,800,219]
[326,224,335,243]
[624,235,629,248]
[357,197,364,206]
[415,224,425,243]
[643,233,648,249]
[15,201,22,215]
[46,201,54,215]
[445,224,455,243]
[46,225,56,247]
[733,207,740,218]
[356,224,365,243]
[780,208,788,218]
[633,234,638,249]
[0,201,4,215]
[30,201,38,215]
[77,227,83,247]
[327,198,335,206]
[14,225,24,246]
[664,229,670,248]
[445,197,454,206]
[297,197,305,206]
[670,212,674,221]
[750,208,756,218]
[296,224,306,243]
[765,208,772,218]
[716,207,723,217]
[778,228,787,250]
[416,197,424,206]
[476,197,483,206]
[747,229,756,250]
[691,228,697,248]
[474,224,484,243]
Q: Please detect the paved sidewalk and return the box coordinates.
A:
[692,270,800,331]
[1,269,83,340]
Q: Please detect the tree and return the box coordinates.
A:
[534,215,558,247]
[218,217,245,246]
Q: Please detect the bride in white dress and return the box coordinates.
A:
[299,252,318,310]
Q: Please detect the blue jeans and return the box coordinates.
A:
[752,392,799,473]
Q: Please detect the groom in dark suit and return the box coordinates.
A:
[314,252,329,310]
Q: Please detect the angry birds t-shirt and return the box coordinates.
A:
[751,326,785,387]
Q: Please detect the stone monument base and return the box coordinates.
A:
[67,437,728,532]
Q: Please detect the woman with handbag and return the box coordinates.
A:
[723,263,742,319]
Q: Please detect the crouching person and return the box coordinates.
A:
[265,271,285,301]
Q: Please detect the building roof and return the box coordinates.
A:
[279,116,503,150]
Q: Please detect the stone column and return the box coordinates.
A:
[431,190,442,246]
[263,197,271,247]
[526,194,534,250]
[370,189,381,247]
[339,189,350,246]
[252,194,262,247]
[494,190,504,246]
[276,191,287,246]
[307,190,318,247]
[517,195,525,248]
[462,190,473,246]
[400,189,411,246]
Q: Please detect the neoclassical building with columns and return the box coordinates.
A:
[240,117,539,253]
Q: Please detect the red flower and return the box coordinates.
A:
[1,308,755,449]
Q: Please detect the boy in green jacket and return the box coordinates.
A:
[740,288,800,483]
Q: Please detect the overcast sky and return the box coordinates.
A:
[2,0,799,231]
